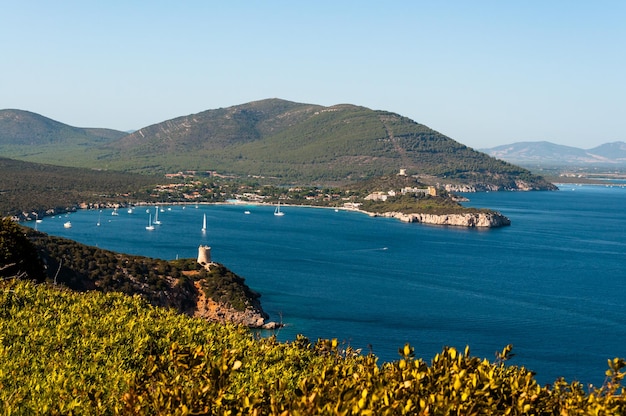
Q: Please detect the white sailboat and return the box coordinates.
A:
[153,206,162,225]
[145,214,155,230]
[34,214,42,230]
[274,202,285,216]
[112,207,119,216]
[201,213,207,232]
[64,221,72,228]
[97,210,102,226]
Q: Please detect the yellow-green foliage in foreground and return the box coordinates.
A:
[1,281,625,415]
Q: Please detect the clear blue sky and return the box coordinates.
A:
[2,1,624,149]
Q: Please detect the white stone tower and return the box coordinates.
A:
[197,245,212,269]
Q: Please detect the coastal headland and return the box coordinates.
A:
[366,210,511,228]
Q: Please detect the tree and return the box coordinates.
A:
[0,218,46,282]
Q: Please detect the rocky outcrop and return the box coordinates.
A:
[192,281,280,329]
[370,211,511,228]
[443,181,558,192]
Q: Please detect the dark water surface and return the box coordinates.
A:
[29,184,626,385]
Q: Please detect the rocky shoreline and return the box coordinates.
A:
[367,211,511,228]
[193,283,280,329]
[191,275,282,330]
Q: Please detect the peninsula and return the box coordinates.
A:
[5,220,277,329]
[366,210,511,228]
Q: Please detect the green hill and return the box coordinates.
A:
[0,109,125,145]
[1,100,555,190]
[0,109,126,166]
[99,99,553,189]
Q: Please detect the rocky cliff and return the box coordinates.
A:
[193,281,272,328]
[370,211,511,228]
[444,180,558,192]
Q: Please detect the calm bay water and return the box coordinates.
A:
[29,184,626,386]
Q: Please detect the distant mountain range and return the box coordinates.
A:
[0,99,555,190]
[481,141,626,167]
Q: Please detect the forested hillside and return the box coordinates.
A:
[2,100,556,190]
[0,218,267,321]
[0,157,160,218]
[100,99,553,189]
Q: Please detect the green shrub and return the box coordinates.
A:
[1,281,625,415]
[0,218,45,281]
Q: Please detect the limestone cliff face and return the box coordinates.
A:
[444,180,558,192]
[371,211,511,228]
[192,281,270,328]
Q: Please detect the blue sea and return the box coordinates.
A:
[28,184,626,386]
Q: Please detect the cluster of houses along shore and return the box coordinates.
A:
[364,186,437,202]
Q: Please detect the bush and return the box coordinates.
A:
[1,281,625,415]
[0,218,45,281]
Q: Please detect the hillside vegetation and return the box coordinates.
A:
[1,155,506,228]
[0,109,126,167]
[0,218,266,321]
[1,280,625,414]
[0,109,125,146]
[100,100,554,189]
[1,100,555,190]
[0,157,160,218]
